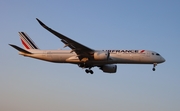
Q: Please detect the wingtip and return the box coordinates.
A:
[9,44,14,46]
[36,18,46,27]
[36,18,40,22]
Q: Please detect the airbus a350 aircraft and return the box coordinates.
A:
[9,18,165,74]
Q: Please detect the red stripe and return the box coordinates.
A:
[21,39,30,49]
[140,50,145,53]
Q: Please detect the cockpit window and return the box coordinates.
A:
[156,53,160,56]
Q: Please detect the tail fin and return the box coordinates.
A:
[19,32,39,49]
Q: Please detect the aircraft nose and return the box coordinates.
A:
[161,57,166,63]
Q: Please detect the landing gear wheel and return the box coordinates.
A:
[85,69,94,74]
[85,69,89,73]
[89,70,94,74]
[152,68,155,71]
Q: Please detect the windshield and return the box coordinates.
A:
[156,53,160,56]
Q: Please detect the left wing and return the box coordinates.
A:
[36,18,94,60]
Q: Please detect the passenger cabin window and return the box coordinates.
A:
[156,53,160,56]
[152,53,154,55]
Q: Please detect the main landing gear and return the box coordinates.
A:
[85,69,94,74]
[152,63,157,71]
[78,63,94,74]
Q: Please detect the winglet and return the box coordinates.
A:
[36,18,47,28]
[9,44,32,54]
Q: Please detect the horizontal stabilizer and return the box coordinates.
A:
[9,44,32,54]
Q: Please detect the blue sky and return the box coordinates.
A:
[0,0,180,111]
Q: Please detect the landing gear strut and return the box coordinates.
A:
[85,69,94,74]
[152,63,157,71]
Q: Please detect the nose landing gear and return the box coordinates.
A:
[152,63,157,71]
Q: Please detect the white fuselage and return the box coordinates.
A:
[10,19,166,73]
[20,49,165,65]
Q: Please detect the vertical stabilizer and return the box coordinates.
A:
[19,32,39,49]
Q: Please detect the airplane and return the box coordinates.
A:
[9,18,165,74]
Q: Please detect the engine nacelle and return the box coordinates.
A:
[94,51,109,60]
[100,64,117,73]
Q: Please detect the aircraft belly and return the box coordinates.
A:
[23,53,72,63]
[23,53,52,62]
[50,54,73,63]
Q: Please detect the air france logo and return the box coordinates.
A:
[103,50,138,53]
[103,50,145,54]
[140,50,145,53]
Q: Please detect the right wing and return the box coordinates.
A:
[36,18,95,60]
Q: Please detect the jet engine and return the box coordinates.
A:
[100,64,117,73]
[94,51,109,60]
